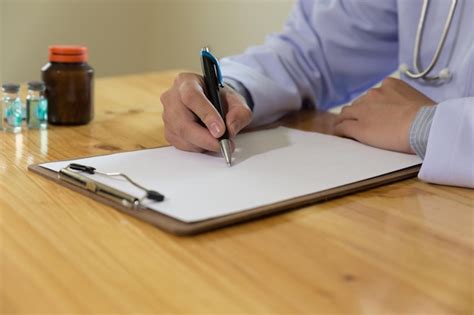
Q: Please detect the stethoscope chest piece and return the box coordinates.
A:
[401,0,458,83]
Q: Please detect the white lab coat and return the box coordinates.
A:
[420,99,473,187]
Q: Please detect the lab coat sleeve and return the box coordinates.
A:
[221,0,399,126]
[419,98,474,188]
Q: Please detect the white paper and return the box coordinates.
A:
[40,127,421,223]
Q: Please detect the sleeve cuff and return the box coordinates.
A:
[220,59,301,128]
[224,78,254,111]
[409,105,437,159]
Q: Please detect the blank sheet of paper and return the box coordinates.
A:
[40,127,421,223]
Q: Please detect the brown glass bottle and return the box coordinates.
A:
[42,45,94,125]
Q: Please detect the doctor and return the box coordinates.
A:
[160,0,473,188]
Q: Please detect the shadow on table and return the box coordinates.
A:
[233,126,292,166]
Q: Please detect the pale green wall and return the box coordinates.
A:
[1,0,156,83]
[148,0,294,72]
[1,0,294,83]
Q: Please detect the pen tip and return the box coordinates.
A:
[220,139,233,168]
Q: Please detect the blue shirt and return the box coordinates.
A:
[221,0,473,188]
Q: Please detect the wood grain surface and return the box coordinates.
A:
[1,71,473,314]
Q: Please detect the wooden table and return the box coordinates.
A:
[1,71,472,314]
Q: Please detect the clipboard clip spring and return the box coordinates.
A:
[59,163,165,210]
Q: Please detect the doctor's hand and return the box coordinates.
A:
[160,72,252,153]
[334,77,436,154]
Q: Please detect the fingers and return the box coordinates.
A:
[164,128,204,153]
[224,90,252,137]
[334,119,361,140]
[161,72,253,153]
[179,121,222,152]
[335,100,372,141]
[335,88,381,125]
[162,95,221,152]
[161,74,224,153]
[334,105,359,125]
[178,78,225,138]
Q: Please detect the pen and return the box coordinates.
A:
[200,47,232,167]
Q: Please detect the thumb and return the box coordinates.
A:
[224,89,252,138]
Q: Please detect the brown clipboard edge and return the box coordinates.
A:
[28,162,421,236]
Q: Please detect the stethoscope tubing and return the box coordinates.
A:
[401,0,458,81]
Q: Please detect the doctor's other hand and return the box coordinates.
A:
[334,77,436,154]
[160,72,252,153]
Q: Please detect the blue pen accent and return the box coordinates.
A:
[200,50,224,87]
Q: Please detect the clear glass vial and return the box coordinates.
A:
[0,87,4,131]
[26,81,48,130]
[1,83,23,133]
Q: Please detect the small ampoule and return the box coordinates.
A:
[26,81,48,129]
[0,87,4,131]
[2,83,23,133]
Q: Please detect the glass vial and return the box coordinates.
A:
[1,83,23,133]
[0,87,4,131]
[26,81,48,130]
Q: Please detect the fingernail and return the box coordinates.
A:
[210,122,221,138]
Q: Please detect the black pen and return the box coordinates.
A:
[200,47,232,166]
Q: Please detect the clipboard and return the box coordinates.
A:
[28,127,421,235]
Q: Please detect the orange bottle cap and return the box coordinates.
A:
[49,45,88,63]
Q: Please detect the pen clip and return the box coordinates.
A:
[201,49,224,88]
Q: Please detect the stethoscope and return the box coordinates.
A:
[399,0,458,82]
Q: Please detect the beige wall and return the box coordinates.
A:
[1,0,156,83]
[1,0,294,83]
[149,0,294,72]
